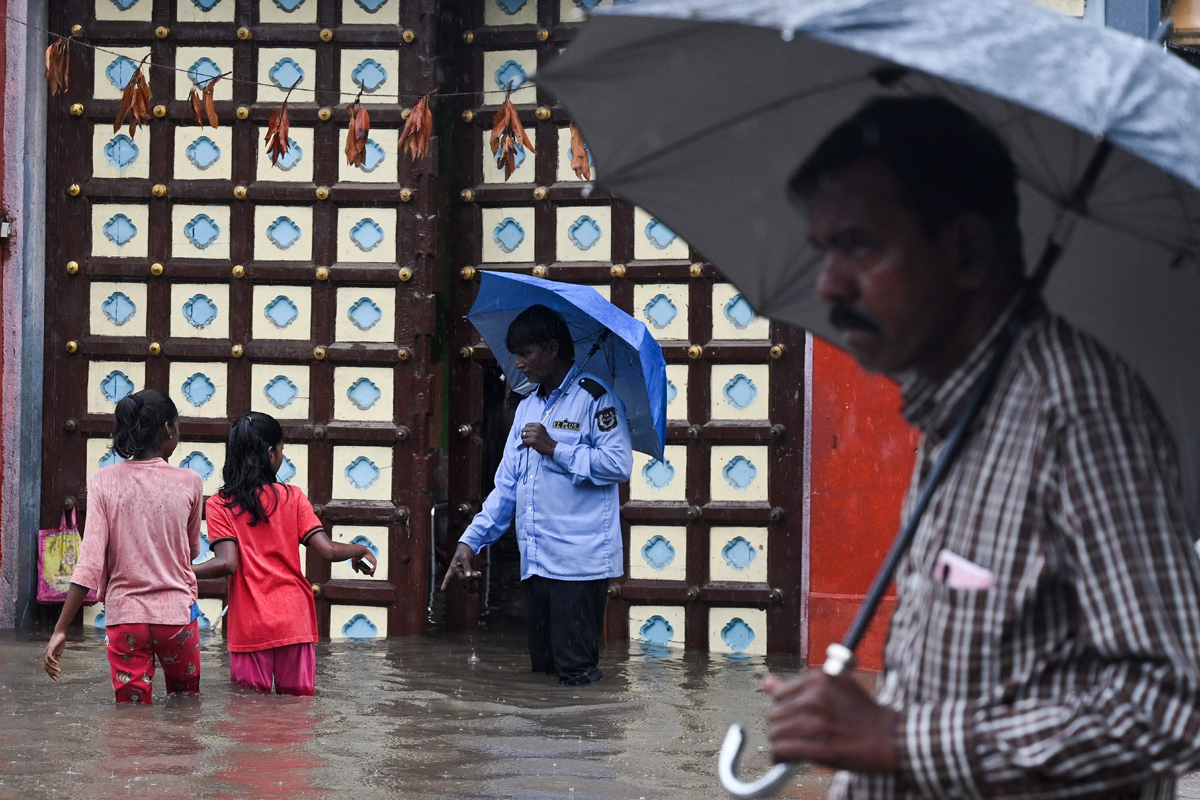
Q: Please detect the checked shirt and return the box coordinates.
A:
[831,304,1200,800]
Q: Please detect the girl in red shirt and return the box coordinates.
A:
[195,412,374,695]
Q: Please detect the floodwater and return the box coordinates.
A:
[0,629,836,800]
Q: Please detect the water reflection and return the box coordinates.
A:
[0,629,834,799]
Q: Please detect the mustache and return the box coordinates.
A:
[829,303,881,333]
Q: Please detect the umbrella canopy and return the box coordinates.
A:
[467,271,668,461]
[539,0,1200,521]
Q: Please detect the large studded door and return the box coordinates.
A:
[446,0,807,656]
[42,0,439,639]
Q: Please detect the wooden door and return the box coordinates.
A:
[445,0,808,656]
[42,0,439,638]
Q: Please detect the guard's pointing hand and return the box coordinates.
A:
[441,542,481,591]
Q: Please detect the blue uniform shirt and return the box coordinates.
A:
[459,373,633,581]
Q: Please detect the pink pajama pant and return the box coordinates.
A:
[229,643,316,696]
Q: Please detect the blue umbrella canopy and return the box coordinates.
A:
[467,271,668,461]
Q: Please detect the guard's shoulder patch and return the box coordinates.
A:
[578,377,607,400]
[596,406,618,432]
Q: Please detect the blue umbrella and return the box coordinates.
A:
[467,271,667,461]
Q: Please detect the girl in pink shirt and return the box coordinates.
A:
[43,389,204,703]
[196,412,374,696]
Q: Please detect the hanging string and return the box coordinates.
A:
[3,10,540,105]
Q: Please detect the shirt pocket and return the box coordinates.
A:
[542,428,582,474]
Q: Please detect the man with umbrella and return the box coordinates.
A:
[441,303,634,687]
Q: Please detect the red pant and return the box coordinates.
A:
[105,620,201,703]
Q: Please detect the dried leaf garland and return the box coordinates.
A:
[265,98,291,166]
[45,38,70,96]
[398,95,433,163]
[188,87,204,126]
[114,60,153,138]
[490,94,535,181]
[569,124,591,182]
[345,101,371,167]
[186,73,222,129]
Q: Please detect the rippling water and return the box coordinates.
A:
[0,629,836,799]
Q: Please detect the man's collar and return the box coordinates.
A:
[900,294,1036,439]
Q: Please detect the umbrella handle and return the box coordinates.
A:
[718,645,855,799]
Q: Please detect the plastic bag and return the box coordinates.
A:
[37,510,99,604]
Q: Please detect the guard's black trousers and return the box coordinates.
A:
[524,575,608,686]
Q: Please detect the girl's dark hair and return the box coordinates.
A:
[113,389,178,459]
[217,412,285,526]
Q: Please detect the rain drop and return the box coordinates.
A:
[780,27,795,42]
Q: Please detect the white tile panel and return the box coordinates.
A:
[170,283,230,339]
[484,0,536,26]
[555,125,596,183]
[482,49,537,106]
[335,288,396,343]
[329,604,386,640]
[169,361,229,419]
[482,128,537,184]
[172,205,231,260]
[93,127,148,179]
[252,285,313,341]
[664,364,689,422]
[275,443,310,496]
[712,283,770,340]
[340,49,401,105]
[251,364,311,420]
[173,47,234,102]
[629,526,687,581]
[89,281,147,337]
[255,126,315,183]
[710,364,770,421]
[633,283,688,341]
[259,0,317,24]
[86,437,128,482]
[555,206,611,263]
[336,208,397,264]
[560,0,611,24]
[255,206,314,261]
[96,0,151,21]
[590,284,611,303]
[256,48,317,104]
[633,207,690,261]
[710,445,769,503]
[709,607,767,656]
[331,446,393,502]
[629,604,685,649]
[93,47,152,101]
[91,204,149,259]
[175,126,234,181]
[87,361,145,415]
[342,0,400,25]
[82,603,106,630]
[630,445,686,502]
[194,598,225,632]
[171,441,226,496]
[176,0,235,23]
[333,366,395,423]
[709,527,768,584]
[330,525,389,581]
[481,207,535,263]
[338,128,399,183]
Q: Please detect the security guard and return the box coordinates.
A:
[442,304,633,686]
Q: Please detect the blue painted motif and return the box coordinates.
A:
[355,0,389,10]
[342,614,378,639]
[276,456,297,484]
[102,214,138,247]
[723,374,758,410]
[185,136,221,170]
[349,218,385,252]
[266,217,302,250]
[345,457,381,490]
[101,292,137,326]
[347,297,382,331]
[182,294,219,329]
[492,217,525,254]
[105,56,138,90]
[643,294,677,330]
[361,140,386,173]
[192,532,213,565]
[495,0,528,13]
[195,607,212,630]
[98,447,127,469]
[642,458,675,490]
[351,59,388,93]
[109,0,141,9]
[104,135,140,170]
[346,378,382,411]
[574,0,603,8]
[272,138,303,171]
[639,615,675,646]
[264,295,299,329]
[264,375,299,409]
[722,456,758,491]
[721,618,755,652]
[186,57,221,88]
[273,0,307,11]
[190,0,222,10]
[93,608,107,630]
[724,295,758,329]
[567,216,602,251]
[641,535,676,570]
[349,535,379,558]
[494,59,528,91]
[268,57,305,90]
[181,373,216,407]
[666,379,678,406]
[722,537,757,571]
[184,214,220,250]
[180,451,215,481]
[100,371,135,404]
[644,219,678,250]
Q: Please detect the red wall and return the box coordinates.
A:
[807,339,918,671]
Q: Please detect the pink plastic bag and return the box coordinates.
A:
[37,510,98,604]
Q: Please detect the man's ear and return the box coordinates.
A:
[949,213,995,290]
[546,338,559,359]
